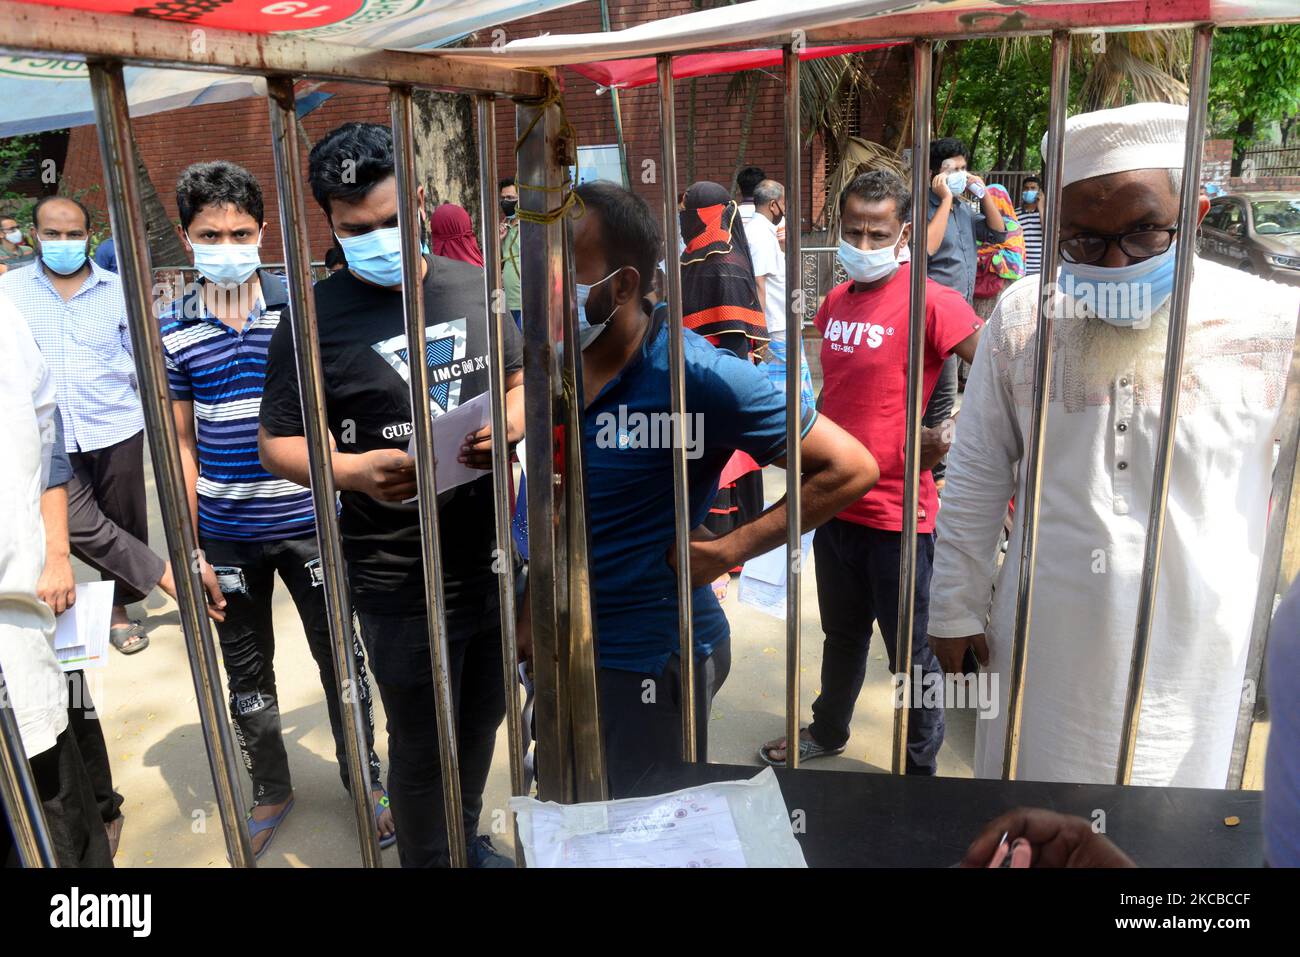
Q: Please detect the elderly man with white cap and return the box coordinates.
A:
[926,102,1300,787]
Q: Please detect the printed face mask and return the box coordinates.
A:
[190,233,262,286]
[1058,243,1177,329]
[576,268,623,349]
[836,228,905,284]
[40,239,87,275]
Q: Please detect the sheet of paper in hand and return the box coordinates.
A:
[404,391,491,500]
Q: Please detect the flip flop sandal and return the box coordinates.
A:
[373,790,397,849]
[247,797,295,861]
[757,734,845,767]
[109,621,149,655]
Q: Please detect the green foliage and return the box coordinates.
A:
[1209,24,1300,153]
[0,135,39,200]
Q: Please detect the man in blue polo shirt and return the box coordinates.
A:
[563,182,878,796]
[160,161,391,858]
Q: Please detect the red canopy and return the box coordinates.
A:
[569,42,902,90]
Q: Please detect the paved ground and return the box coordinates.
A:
[87,440,1264,868]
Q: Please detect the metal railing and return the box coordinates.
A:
[1,0,1296,867]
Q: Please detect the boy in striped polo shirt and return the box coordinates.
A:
[160,162,392,858]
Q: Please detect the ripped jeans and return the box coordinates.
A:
[203,534,381,807]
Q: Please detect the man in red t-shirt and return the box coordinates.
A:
[758,170,982,773]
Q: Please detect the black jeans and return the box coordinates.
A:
[598,640,732,798]
[808,519,944,774]
[65,670,123,824]
[203,534,381,806]
[356,592,506,868]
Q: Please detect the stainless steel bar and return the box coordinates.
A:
[516,90,573,803]
[389,85,466,864]
[0,0,543,96]
[782,43,804,772]
[87,61,253,866]
[560,216,608,801]
[0,660,56,867]
[892,37,931,775]
[1001,30,1071,780]
[266,75,381,867]
[1116,24,1216,785]
[656,53,697,762]
[475,94,527,836]
[1228,310,1300,787]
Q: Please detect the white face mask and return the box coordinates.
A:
[837,228,905,284]
[189,231,262,286]
[945,170,969,196]
[3,229,21,244]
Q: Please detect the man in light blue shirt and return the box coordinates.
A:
[0,195,176,653]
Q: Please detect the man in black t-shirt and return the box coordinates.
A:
[258,122,524,868]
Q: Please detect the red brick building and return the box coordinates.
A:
[57,0,911,262]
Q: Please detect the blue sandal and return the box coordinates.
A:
[374,790,397,849]
[247,796,295,860]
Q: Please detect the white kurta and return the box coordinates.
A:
[930,258,1300,787]
[0,293,66,758]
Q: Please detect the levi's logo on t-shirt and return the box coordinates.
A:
[824,318,893,353]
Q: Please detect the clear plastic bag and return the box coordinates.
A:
[509,767,806,868]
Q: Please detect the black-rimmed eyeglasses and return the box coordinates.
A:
[1058,226,1178,265]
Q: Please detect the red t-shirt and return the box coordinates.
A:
[814,264,982,533]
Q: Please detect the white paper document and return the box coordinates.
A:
[404,391,492,498]
[523,787,746,868]
[737,528,814,620]
[53,581,114,671]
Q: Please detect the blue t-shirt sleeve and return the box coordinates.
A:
[691,344,817,466]
[46,410,72,489]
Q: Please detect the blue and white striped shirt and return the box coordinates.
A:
[0,259,144,452]
[160,273,317,542]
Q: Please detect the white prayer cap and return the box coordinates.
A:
[1044,102,1188,188]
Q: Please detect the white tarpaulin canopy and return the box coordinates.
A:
[443,0,1300,66]
[0,0,582,136]
[1,0,1297,136]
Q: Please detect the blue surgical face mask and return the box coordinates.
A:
[1058,243,1177,329]
[1022,189,1039,204]
[945,170,968,196]
[190,233,262,286]
[837,228,905,284]
[576,268,622,349]
[40,238,87,275]
[335,225,428,288]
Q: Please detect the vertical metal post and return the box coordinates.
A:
[474,96,527,842]
[390,85,466,865]
[656,53,697,762]
[560,216,608,801]
[1228,314,1300,786]
[516,87,573,802]
[598,0,631,187]
[0,662,56,867]
[892,38,931,775]
[782,44,804,771]
[267,76,381,867]
[1117,24,1215,784]
[1001,30,1071,780]
[88,61,253,867]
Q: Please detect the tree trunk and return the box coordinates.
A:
[731,79,763,194]
[1231,114,1255,176]
[411,90,480,235]
[968,105,989,165]
[686,78,698,185]
[130,137,187,268]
